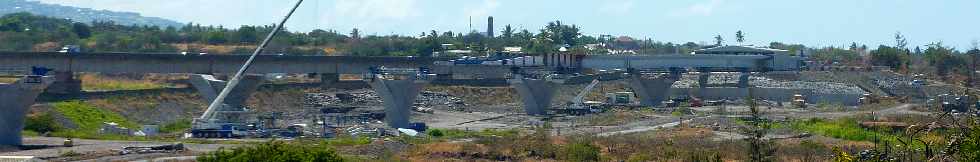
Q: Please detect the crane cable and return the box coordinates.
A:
[199,0,304,120]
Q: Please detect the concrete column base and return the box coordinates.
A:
[45,71,81,95]
[0,76,54,146]
[698,72,711,88]
[320,73,339,88]
[189,74,264,123]
[738,72,750,88]
[509,76,563,116]
[630,75,677,107]
[366,75,431,128]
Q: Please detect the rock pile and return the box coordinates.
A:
[416,91,466,111]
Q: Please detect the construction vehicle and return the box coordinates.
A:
[190,0,303,138]
[792,94,806,108]
[859,93,879,105]
[605,92,637,106]
[690,97,704,107]
[564,79,603,113]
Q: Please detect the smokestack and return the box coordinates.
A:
[487,16,494,38]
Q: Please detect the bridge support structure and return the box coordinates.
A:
[737,69,751,88]
[45,71,81,95]
[508,74,565,116]
[697,68,711,88]
[320,73,339,88]
[366,74,433,128]
[630,74,678,107]
[189,74,265,124]
[1,75,54,146]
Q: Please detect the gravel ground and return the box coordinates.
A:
[0,137,237,161]
[673,73,866,94]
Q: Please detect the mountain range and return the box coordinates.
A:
[0,0,182,27]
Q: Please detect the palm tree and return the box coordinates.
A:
[735,30,745,45]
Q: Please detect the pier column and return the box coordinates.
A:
[509,74,564,116]
[366,75,432,128]
[1,75,54,146]
[697,68,711,88]
[44,71,81,95]
[630,74,677,107]
[320,73,339,88]
[738,70,751,88]
[189,74,264,123]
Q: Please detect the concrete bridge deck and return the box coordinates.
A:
[0,52,442,74]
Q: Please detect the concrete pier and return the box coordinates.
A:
[320,73,339,88]
[366,75,432,128]
[189,74,264,123]
[44,71,81,95]
[698,69,711,88]
[509,74,564,116]
[630,74,678,107]
[1,75,54,146]
[737,72,750,88]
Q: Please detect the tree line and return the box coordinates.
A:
[2,12,978,80]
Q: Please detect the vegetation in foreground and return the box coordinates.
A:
[24,100,141,139]
[198,141,345,162]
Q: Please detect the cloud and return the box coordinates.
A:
[464,0,501,19]
[598,0,636,15]
[670,0,725,17]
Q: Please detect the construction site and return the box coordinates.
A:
[3,0,980,161]
[3,60,970,161]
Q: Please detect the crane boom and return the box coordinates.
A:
[198,0,304,121]
[571,79,601,106]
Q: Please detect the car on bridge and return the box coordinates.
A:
[57,45,81,54]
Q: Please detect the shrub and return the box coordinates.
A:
[160,118,192,133]
[24,112,61,134]
[562,140,601,162]
[198,141,344,162]
[427,129,444,137]
[324,136,372,147]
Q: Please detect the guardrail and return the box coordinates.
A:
[0,66,26,76]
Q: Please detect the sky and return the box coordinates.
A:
[31,0,980,50]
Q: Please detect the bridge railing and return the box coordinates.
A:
[0,66,27,76]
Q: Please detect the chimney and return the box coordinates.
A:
[487,16,494,38]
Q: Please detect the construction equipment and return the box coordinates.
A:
[566,79,602,110]
[792,94,806,108]
[605,92,637,106]
[690,97,703,107]
[859,93,880,105]
[191,0,304,138]
[119,143,185,155]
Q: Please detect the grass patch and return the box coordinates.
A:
[0,77,17,83]
[198,141,345,162]
[21,130,40,137]
[79,74,166,91]
[49,100,139,139]
[782,118,899,142]
[426,128,519,139]
[324,136,373,147]
[160,118,192,133]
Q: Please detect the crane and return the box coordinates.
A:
[191,0,304,138]
[567,79,602,111]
